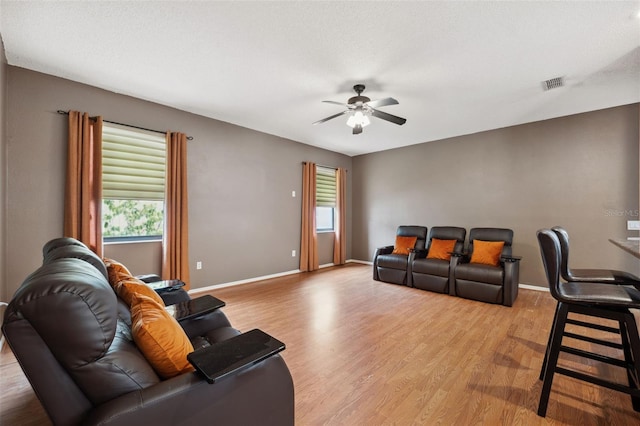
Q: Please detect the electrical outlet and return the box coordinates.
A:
[627,220,640,231]
[196,261,202,270]
[291,250,296,257]
[292,190,296,198]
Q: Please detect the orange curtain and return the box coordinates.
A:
[333,167,347,265]
[64,111,103,256]
[300,162,318,271]
[162,132,191,288]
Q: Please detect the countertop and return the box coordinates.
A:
[609,239,640,259]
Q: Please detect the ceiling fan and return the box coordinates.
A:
[313,84,407,135]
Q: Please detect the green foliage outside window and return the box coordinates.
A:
[103,199,163,238]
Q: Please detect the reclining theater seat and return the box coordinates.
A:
[411,226,466,294]
[3,239,294,426]
[373,226,427,286]
[453,227,520,307]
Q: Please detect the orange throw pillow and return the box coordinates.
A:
[114,277,165,307]
[427,239,457,260]
[130,294,195,379]
[103,258,132,287]
[470,240,505,266]
[392,235,418,255]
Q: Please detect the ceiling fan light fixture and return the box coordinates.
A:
[346,109,370,128]
[314,84,405,134]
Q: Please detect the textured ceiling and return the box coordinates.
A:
[1,1,639,156]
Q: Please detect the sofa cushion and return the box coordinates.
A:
[427,238,457,260]
[412,258,450,277]
[130,294,195,379]
[392,236,417,255]
[376,253,409,270]
[470,240,504,266]
[455,262,504,285]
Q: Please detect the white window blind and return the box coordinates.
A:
[102,124,166,200]
[316,166,336,207]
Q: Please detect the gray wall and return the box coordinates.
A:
[352,104,640,287]
[4,66,351,297]
[3,64,638,296]
[0,35,6,301]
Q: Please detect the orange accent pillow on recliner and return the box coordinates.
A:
[103,258,165,307]
[130,293,195,379]
[470,240,505,266]
[114,277,165,307]
[103,258,132,287]
[392,236,418,255]
[427,239,457,260]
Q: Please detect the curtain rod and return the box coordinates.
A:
[57,110,193,140]
[301,162,347,172]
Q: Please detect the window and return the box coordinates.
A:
[102,124,166,241]
[316,166,336,232]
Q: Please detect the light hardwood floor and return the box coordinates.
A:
[2,263,640,425]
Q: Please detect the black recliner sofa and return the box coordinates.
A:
[2,238,294,426]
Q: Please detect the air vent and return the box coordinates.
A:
[542,76,564,91]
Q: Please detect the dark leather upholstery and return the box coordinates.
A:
[536,229,640,417]
[411,226,466,294]
[373,226,427,286]
[2,238,294,426]
[552,226,640,285]
[453,228,520,306]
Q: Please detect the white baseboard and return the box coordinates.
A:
[188,262,547,295]
[189,269,302,295]
[189,260,376,294]
[519,283,549,292]
[347,259,373,265]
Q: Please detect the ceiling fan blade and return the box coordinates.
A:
[352,124,363,135]
[371,108,407,125]
[322,100,349,107]
[366,97,399,108]
[312,110,349,125]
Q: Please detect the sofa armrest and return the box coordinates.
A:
[82,354,294,426]
[135,274,162,283]
[374,245,394,256]
[179,310,234,340]
[373,245,394,281]
[165,295,225,323]
[450,251,469,263]
[410,248,428,259]
[502,256,521,307]
[187,329,284,383]
[501,255,522,263]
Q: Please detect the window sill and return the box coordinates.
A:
[104,238,162,245]
[316,230,335,234]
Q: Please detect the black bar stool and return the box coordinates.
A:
[552,226,640,285]
[537,229,640,417]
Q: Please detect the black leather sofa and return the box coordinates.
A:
[2,238,294,425]
[375,226,520,307]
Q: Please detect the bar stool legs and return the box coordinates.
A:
[538,303,640,417]
[538,302,569,417]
